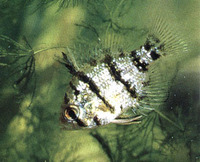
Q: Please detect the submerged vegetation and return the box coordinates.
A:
[0,0,199,161]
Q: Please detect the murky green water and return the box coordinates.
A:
[0,0,199,161]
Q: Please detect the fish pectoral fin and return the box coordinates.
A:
[111,115,142,125]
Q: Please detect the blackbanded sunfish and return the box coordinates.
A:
[59,16,188,129]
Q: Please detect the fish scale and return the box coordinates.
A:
[59,14,188,129]
[60,36,169,128]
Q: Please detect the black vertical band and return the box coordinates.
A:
[105,55,137,98]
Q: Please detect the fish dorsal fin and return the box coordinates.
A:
[101,29,124,55]
[145,1,189,58]
[148,16,188,57]
[65,27,131,69]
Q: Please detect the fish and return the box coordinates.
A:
[59,14,188,129]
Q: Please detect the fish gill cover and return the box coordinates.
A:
[0,0,199,161]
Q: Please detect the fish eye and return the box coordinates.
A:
[64,105,79,120]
